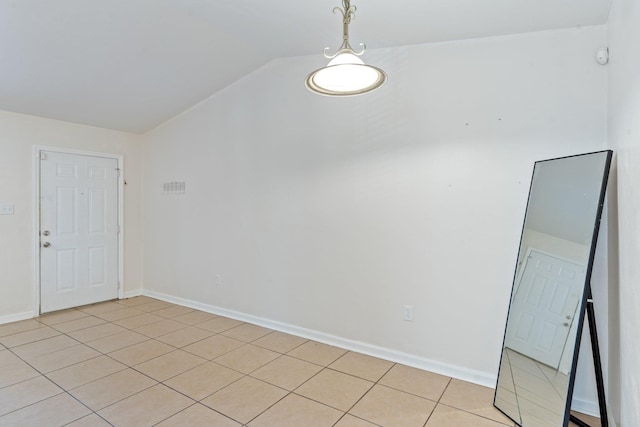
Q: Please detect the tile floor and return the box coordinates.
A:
[0,297,601,427]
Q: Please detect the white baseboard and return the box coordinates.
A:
[571,396,602,419]
[122,289,143,299]
[0,311,35,325]
[142,289,497,389]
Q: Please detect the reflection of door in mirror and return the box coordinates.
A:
[494,150,612,427]
[506,249,584,372]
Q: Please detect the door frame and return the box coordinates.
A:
[33,145,124,316]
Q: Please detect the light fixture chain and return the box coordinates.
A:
[325,0,365,58]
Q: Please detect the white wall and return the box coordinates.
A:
[0,110,143,319]
[607,0,640,424]
[142,24,608,395]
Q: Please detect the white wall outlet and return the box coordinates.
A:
[0,203,14,215]
[215,274,222,286]
[403,305,413,322]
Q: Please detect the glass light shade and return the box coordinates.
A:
[305,52,387,96]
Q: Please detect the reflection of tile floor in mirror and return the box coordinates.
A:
[0,297,598,426]
[496,347,600,427]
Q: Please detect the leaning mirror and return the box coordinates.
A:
[494,150,612,427]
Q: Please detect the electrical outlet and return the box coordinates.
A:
[403,305,413,322]
[215,274,222,286]
[0,203,14,215]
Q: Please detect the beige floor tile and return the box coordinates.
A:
[66,413,113,426]
[98,384,194,426]
[334,414,379,427]
[296,368,373,411]
[0,350,41,388]
[350,384,436,427]
[0,325,61,348]
[214,344,280,374]
[164,362,243,400]
[12,335,78,360]
[221,323,273,342]
[287,340,347,366]
[47,355,127,390]
[253,331,307,353]
[52,316,107,333]
[0,299,535,427]
[570,411,601,427]
[134,349,206,381]
[439,378,512,424]
[78,301,124,315]
[0,392,91,426]
[426,404,510,427]
[202,376,288,424]
[251,355,323,390]
[183,334,245,359]
[116,296,157,306]
[172,310,218,325]
[38,309,89,326]
[69,368,157,411]
[133,318,187,338]
[0,376,63,416]
[112,312,163,329]
[94,307,144,322]
[156,403,242,426]
[29,344,102,373]
[330,351,394,382]
[0,350,25,365]
[380,364,451,401]
[108,339,175,365]
[0,319,44,338]
[86,330,148,353]
[152,305,195,318]
[156,326,214,348]
[196,316,244,333]
[248,393,343,427]
[68,322,127,343]
[133,300,174,312]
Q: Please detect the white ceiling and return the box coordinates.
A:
[0,0,612,133]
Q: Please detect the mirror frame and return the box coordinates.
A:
[494,150,613,427]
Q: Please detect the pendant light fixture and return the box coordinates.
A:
[305,0,387,97]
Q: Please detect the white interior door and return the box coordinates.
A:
[40,151,119,313]
[505,249,585,368]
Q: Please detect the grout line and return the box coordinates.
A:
[326,359,392,427]
[422,377,453,427]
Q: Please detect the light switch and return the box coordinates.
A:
[0,203,14,215]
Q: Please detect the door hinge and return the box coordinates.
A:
[116,168,121,177]
[117,224,121,234]
[40,152,47,160]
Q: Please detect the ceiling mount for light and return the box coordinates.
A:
[305,0,387,97]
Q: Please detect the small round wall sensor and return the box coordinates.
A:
[596,47,609,65]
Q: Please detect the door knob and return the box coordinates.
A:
[42,242,51,248]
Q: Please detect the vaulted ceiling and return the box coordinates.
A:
[0,0,612,133]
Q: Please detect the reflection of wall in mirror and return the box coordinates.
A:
[516,228,589,273]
